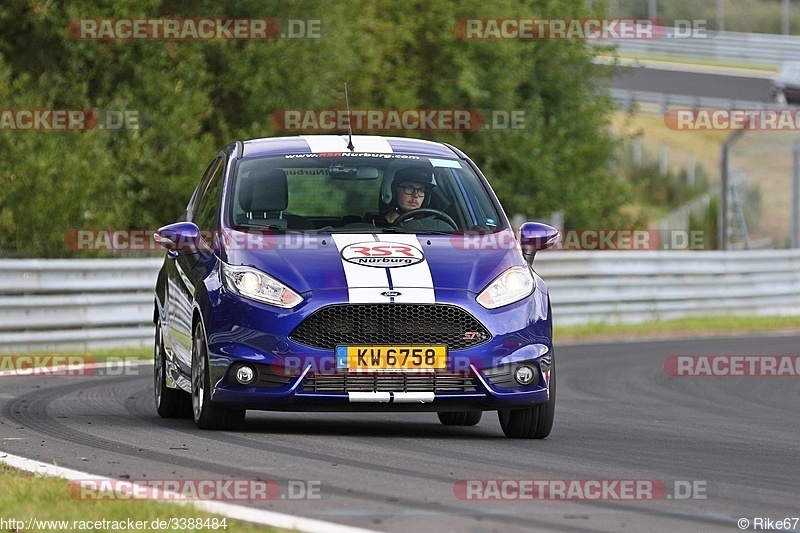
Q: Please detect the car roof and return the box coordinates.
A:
[240,135,461,159]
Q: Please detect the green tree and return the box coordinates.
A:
[0,0,630,257]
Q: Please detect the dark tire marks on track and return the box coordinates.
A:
[2,334,799,532]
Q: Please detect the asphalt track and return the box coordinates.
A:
[1,334,799,532]
[610,64,775,102]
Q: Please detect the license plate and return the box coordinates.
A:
[336,345,447,371]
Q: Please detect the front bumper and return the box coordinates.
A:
[201,281,553,411]
[209,360,552,412]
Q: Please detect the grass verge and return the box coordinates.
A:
[612,53,777,72]
[0,347,152,370]
[0,463,282,532]
[556,314,800,343]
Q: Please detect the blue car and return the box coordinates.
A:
[153,135,559,438]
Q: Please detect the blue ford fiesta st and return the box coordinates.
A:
[153,135,559,438]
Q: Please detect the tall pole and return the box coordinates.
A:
[717,0,725,32]
[783,0,790,35]
[719,128,746,250]
[793,138,800,248]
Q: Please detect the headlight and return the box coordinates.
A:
[221,263,302,308]
[476,266,534,309]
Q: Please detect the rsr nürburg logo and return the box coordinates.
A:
[341,242,424,268]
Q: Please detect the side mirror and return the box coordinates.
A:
[154,222,201,254]
[519,222,559,258]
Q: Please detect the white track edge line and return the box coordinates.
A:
[0,451,381,533]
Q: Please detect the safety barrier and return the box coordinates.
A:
[605,28,800,67]
[1,252,799,352]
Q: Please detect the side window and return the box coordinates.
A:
[193,157,224,231]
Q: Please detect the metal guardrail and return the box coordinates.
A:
[610,88,783,112]
[605,28,800,67]
[0,259,162,353]
[1,253,799,352]
[535,250,800,325]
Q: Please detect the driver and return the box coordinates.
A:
[380,167,454,231]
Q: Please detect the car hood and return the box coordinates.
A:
[218,229,525,297]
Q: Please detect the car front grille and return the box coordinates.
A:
[302,373,477,393]
[289,304,491,350]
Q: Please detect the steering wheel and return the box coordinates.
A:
[393,208,458,230]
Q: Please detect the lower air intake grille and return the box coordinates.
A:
[303,373,476,393]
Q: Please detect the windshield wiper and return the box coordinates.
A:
[235,224,300,233]
[317,228,378,233]
[382,227,452,235]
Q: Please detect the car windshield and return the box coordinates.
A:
[227,153,504,233]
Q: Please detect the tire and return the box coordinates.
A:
[154,320,192,418]
[498,357,556,439]
[437,411,483,426]
[191,321,246,430]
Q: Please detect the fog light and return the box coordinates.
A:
[235,365,255,385]
[514,365,536,386]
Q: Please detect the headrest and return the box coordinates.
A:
[238,168,289,214]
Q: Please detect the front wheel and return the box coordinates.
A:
[191,321,245,430]
[154,320,191,418]
[498,358,556,439]
[437,411,482,426]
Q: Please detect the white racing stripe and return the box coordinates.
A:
[0,451,379,533]
[346,136,393,153]
[331,234,389,303]
[348,392,391,403]
[376,234,435,303]
[301,135,349,153]
[332,234,436,304]
[392,392,434,403]
[347,392,434,403]
[300,135,394,154]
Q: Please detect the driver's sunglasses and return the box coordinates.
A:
[399,185,426,197]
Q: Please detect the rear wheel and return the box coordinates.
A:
[437,411,483,426]
[191,321,245,430]
[154,320,191,418]
[498,357,556,439]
